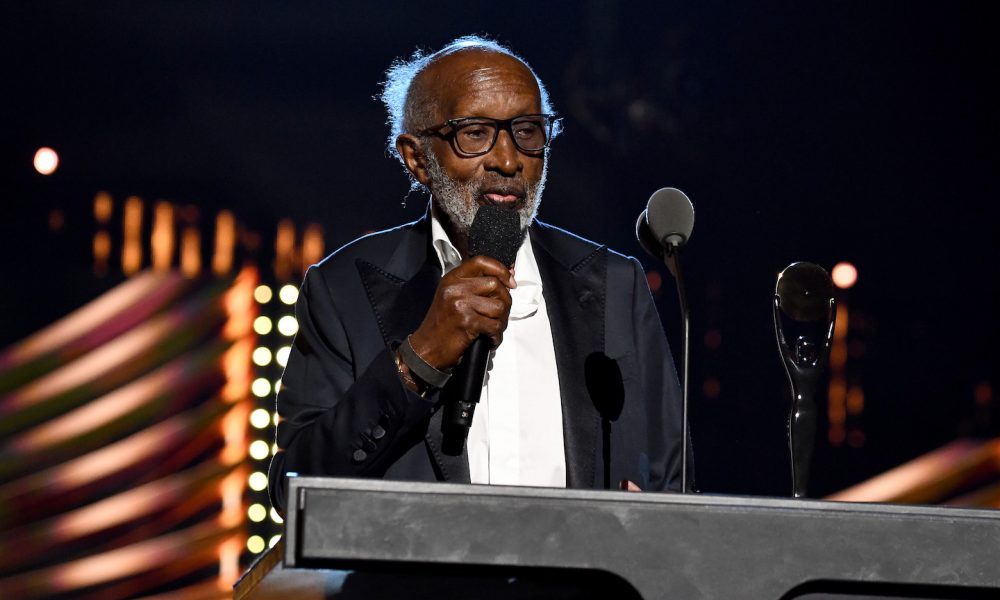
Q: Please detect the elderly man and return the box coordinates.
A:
[268,36,687,512]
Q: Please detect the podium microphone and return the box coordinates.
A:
[636,187,695,493]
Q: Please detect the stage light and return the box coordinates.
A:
[646,270,662,293]
[250,408,271,429]
[122,197,144,275]
[832,262,858,289]
[249,440,270,460]
[180,227,201,277]
[275,219,296,281]
[252,347,272,366]
[248,472,268,491]
[251,378,271,398]
[273,411,280,426]
[48,208,65,232]
[847,385,865,415]
[301,223,325,270]
[269,534,282,548]
[253,316,273,335]
[94,191,113,223]
[33,147,59,175]
[151,202,175,272]
[247,535,265,554]
[276,346,291,367]
[213,210,236,276]
[272,442,279,455]
[277,315,298,336]
[279,284,299,305]
[254,285,273,304]
[93,230,111,270]
[975,382,993,407]
[270,507,284,523]
[248,503,267,522]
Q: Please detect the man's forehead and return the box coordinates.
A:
[421,50,541,117]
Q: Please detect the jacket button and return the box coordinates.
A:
[372,425,386,440]
[352,449,367,463]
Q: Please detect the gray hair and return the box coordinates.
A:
[379,35,560,169]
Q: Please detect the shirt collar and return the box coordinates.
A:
[429,203,543,319]
[430,204,463,275]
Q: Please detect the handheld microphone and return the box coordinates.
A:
[440,205,524,452]
[636,187,695,493]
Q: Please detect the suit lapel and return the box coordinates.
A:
[353,217,606,487]
[531,223,607,489]
[355,215,471,484]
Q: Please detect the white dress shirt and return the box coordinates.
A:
[430,211,566,487]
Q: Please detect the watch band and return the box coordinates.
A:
[398,335,452,389]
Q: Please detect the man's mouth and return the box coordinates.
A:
[481,191,524,207]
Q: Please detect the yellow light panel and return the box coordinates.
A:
[254,285,273,304]
[251,378,271,398]
[248,472,268,491]
[252,347,272,366]
[253,316,273,335]
[250,408,271,429]
[247,535,265,553]
[278,284,299,305]
[249,440,270,460]
[276,346,291,367]
[248,503,267,522]
[276,316,298,337]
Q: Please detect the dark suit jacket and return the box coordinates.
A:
[268,214,687,512]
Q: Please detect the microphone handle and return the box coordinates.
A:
[441,335,492,434]
[664,244,691,494]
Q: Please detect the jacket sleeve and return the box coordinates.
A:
[267,265,435,513]
[629,256,693,492]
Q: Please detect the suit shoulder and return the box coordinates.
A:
[533,220,640,272]
[310,220,419,277]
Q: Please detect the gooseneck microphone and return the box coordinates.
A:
[636,187,695,493]
[440,205,524,453]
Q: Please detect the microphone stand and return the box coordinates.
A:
[664,244,690,493]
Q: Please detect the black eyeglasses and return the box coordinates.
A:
[418,114,560,157]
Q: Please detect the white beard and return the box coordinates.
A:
[423,147,547,237]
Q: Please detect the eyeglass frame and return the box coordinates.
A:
[417,113,561,157]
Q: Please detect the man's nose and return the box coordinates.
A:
[483,129,521,176]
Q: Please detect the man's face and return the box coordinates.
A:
[419,51,548,235]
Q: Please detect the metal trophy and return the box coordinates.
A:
[773,262,836,498]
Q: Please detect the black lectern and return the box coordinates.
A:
[236,477,1000,599]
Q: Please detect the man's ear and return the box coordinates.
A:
[396,134,431,187]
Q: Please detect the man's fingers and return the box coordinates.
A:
[451,276,513,304]
[464,295,509,320]
[619,479,642,492]
[452,256,516,288]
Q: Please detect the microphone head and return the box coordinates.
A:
[635,209,665,260]
[646,187,695,248]
[469,205,525,266]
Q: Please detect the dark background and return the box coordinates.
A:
[3,1,997,497]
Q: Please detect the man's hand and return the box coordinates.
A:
[620,480,642,492]
[409,256,516,371]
